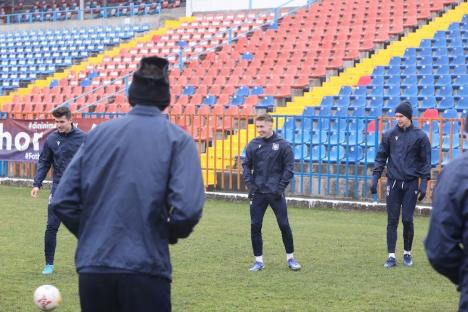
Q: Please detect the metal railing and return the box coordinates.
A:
[1,113,465,203]
[0,2,163,25]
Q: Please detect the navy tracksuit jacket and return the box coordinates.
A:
[425,153,468,311]
[33,125,86,191]
[50,105,205,281]
[373,124,431,253]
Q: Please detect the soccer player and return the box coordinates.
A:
[50,56,205,312]
[425,115,468,310]
[31,106,85,275]
[242,114,301,272]
[371,101,431,268]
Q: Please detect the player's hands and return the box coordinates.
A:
[247,184,258,199]
[31,187,39,198]
[418,179,428,201]
[273,191,283,200]
[370,176,379,195]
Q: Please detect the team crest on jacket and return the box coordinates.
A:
[272,143,279,151]
[395,136,398,141]
[57,141,61,146]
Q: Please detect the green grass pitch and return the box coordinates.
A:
[0,185,458,311]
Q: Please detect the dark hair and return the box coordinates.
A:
[255,114,273,123]
[52,106,72,119]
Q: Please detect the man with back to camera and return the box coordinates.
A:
[242,113,301,272]
[50,56,205,312]
[371,101,431,268]
[425,115,468,311]
[31,106,85,275]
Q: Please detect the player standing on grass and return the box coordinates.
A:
[31,106,85,275]
[371,101,431,268]
[242,113,301,272]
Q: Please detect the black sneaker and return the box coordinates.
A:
[384,257,396,268]
[403,254,413,267]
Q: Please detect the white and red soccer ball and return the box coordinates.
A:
[33,285,62,311]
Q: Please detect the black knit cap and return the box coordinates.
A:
[395,101,413,120]
[128,56,171,110]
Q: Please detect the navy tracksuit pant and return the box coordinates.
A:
[250,193,294,256]
[45,185,61,265]
[386,179,418,253]
[79,273,171,312]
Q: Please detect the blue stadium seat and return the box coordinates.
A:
[339,86,352,96]
[346,146,363,163]
[442,134,460,150]
[421,86,435,97]
[435,75,452,87]
[203,95,216,105]
[437,97,454,110]
[417,65,433,75]
[442,148,461,165]
[389,57,401,67]
[372,66,385,76]
[352,86,367,97]
[457,97,468,111]
[230,95,244,106]
[256,96,274,108]
[387,75,401,86]
[335,96,350,108]
[422,120,440,134]
[308,145,326,162]
[349,96,366,109]
[183,85,196,96]
[402,85,418,97]
[328,131,347,145]
[385,85,400,97]
[458,86,468,96]
[429,133,441,148]
[293,144,308,160]
[326,146,345,162]
[321,96,334,107]
[371,75,384,86]
[431,148,441,167]
[236,86,250,97]
[363,146,376,164]
[419,96,436,110]
[346,132,364,146]
[311,131,328,145]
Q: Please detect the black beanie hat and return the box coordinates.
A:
[395,101,413,120]
[128,56,171,110]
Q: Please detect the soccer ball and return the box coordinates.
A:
[33,285,62,311]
